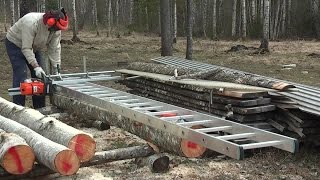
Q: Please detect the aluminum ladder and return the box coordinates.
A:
[54,81,298,160]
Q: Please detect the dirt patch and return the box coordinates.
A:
[1,29,320,179]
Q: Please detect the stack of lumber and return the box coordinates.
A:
[0,97,96,176]
[116,62,281,131]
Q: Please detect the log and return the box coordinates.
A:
[36,106,63,115]
[0,115,80,175]
[52,94,209,158]
[0,145,155,179]
[0,97,96,162]
[135,154,170,173]
[127,62,295,90]
[83,120,110,131]
[0,129,35,175]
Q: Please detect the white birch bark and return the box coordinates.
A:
[212,0,217,39]
[241,0,247,38]
[281,0,287,35]
[263,0,270,39]
[17,0,20,18]
[232,0,237,37]
[41,0,45,12]
[92,0,99,36]
[10,0,15,26]
[173,0,177,43]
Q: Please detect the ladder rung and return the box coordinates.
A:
[160,115,194,121]
[123,102,153,108]
[217,133,255,140]
[132,106,163,111]
[196,126,232,133]
[177,120,217,127]
[68,86,95,90]
[241,140,282,150]
[145,110,179,116]
[102,96,129,100]
[116,99,140,103]
[93,93,119,98]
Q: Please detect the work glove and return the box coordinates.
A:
[34,67,46,78]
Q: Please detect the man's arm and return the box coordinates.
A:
[47,31,62,72]
[21,25,38,68]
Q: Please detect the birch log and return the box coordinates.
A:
[0,116,79,175]
[0,97,96,162]
[52,94,208,158]
[127,62,294,90]
[0,129,35,175]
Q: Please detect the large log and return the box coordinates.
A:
[0,97,96,162]
[52,94,209,158]
[0,115,80,175]
[0,129,35,175]
[0,145,155,179]
[127,62,295,90]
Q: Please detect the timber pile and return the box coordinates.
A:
[0,97,96,176]
[117,63,280,131]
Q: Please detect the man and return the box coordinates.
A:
[5,8,68,109]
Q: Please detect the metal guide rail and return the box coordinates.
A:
[55,82,298,160]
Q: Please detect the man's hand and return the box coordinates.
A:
[34,67,46,78]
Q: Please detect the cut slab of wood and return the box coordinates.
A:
[0,129,35,175]
[0,97,96,162]
[0,116,79,175]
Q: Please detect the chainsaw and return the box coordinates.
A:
[8,71,121,96]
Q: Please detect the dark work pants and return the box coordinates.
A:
[5,38,45,109]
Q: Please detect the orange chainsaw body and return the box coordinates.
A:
[20,80,45,95]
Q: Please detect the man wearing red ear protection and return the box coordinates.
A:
[4,8,68,109]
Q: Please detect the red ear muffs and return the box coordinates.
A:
[47,18,56,26]
[56,15,68,30]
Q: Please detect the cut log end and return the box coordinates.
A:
[180,125,208,158]
[68,134,96,162]
[148,154,170,173]
[54,150,80,176]
[2,145,35,175]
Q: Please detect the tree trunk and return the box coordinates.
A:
[280,0,287,36]
[115,0,119,26]
[17,0,20,19]
[0,98,96,162]
[107,0,112,36]
[58,0,61,9]
[41,0,45,12]
[231,0,237,37]
[173,0,177,43]
[252,0,256,22]
[0,116,80,175]
[272,0,280,40]
[311,0,320,39]
[241,0,247,38]
[263,0,270,40]
[287,0,292,35]
[92,0,99,36]
[212,0,217,40]
[19,0,29,18]
[202,0,207,38]
[71,0,79,42]
[10,0,15,26]
[3,0,7,31]
[186,0,193,60]
[129,0,134,25]
[0,129,35,175]
[52,94,208,158]
[160,0,173,56]
[145,5,149,31]
[260,0,264,22]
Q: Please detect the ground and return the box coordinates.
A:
[1,30,320,179]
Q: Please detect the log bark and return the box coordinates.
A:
[127,62,294,90]
[0,129,35,175]
[0,145,155,179]
[0,116,80,175]
[52,94,209,158]
[0,97,96,162]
